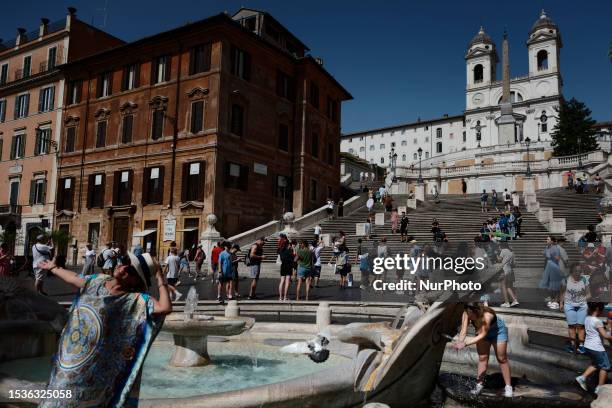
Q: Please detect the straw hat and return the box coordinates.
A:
[127,252,159,290]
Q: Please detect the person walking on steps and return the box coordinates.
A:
[461,179,467,198]
[480,190,489,213]
[400,212,409,243]
[247,237,266,300]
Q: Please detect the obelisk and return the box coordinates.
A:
[496,29,516,145]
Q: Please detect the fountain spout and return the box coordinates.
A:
[184,286,199,321]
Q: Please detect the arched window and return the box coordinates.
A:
[474,64,484,83]
[402,154,406,161]
[436,142,442,153]
[537,50,548,70]
[380,157,384,164]
[497,91,523,104]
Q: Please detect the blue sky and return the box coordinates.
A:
[2,1,611,133]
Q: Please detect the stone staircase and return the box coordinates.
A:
[258,192,585,271]
[536,187,602,231]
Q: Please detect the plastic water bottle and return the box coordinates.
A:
[348,273,354,287]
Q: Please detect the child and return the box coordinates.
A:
[575,302,612,395]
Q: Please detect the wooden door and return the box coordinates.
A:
[112,217,130,250]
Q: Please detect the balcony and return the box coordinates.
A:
[0,204,22,226]
[2,47,64,86]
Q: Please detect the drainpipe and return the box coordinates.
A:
[77,72,92,214]
[299,77,308,217]
[168,41,183,209]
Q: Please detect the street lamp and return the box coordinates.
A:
[417,147,423,184]
[577,135,583,169]
[525,137,532,177]
[538,112,547,142]
[475,121,482,148]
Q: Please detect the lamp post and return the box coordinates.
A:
[538,112,547,142]
[525,137,532,177]
[475,122,482,148]
[389,148,398,183]
[417,147,423,184]
[577,135,583,170]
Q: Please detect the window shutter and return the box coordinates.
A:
[243,52,251,81]
[68,178,75,211]
[24,94,29,117]
[134,64,140,88]
[41,180,46,204]
[56,179,63,210]
[76,80,82,102]
[13,97,18,119]
[197,161,205,201]
[10,136,16,159]
[204,43,211,72]
[127,170,134,204]
[121,67,128,91]
[181,162,189,201]
[112,171,120,206]
[164,58,171,81]
[157,166,165,204]
[86,174,93,208]
[29,179,36,205]
[108,73,113,96]
[150,59,157,85]
[34,132,40,155]
[99,174,106,208]
[49,87,55,111]
[0,100,5,122]
[38,88,44,112]
[189,48,196,75]
[142,167,150,205]
[19,136,25,157]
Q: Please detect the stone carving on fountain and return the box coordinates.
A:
[281,212,298,237]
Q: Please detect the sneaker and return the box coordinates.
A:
[470,383,484,396]
[564,344,575,354]
[174,291,183,301]
[577,345,586,354]
[504,385,513,398]
[545,296,552,302]
[595,385,601,395]
[549,302,559,310]
[575,376,588,392]
[500,302,511,308]
[510,300,519,307]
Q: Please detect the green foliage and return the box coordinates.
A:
[550,97,598,156]
[0,230,16,247]
[49,229,73,253]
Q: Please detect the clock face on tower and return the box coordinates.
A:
[472,93,484,106]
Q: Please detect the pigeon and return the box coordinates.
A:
[280,331,331,363]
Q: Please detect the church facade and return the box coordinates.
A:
[341,10,562,169]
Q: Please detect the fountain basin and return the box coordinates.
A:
[162,313,254,367]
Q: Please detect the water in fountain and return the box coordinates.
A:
[241,330,262,371]
[184,286,199,321]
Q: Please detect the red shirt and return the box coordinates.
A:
[211,246,223,264]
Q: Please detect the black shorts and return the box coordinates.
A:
[167,278,179,286]
[326,208,333,214]
[219,276,233,283]
[281,263,293,276]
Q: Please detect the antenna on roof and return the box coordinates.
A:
[96,0,109,28]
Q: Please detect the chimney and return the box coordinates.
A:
[315,57,324,66]
[16,28,26,46]
[39,18,50,38]
[443,113,448,118]
[66,7,77,30]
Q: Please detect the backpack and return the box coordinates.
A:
[245,245,254,266]
[96,252,105,268]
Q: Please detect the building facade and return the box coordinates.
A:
[56,8,351,257]
[0,8,123,256]
[341,10,563,169]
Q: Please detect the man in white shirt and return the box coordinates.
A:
[82,243,96,275]
[32,234,53,295]
[101,242,116,274]
[164,248,182,301]
[314,224,322,243]
[326,199,335,220]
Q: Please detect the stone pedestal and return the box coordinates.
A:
[200,214,222,275]
[374,213,385,226]
[316,302,331,332]
[170,334,211,367]
[523,176,536,195]
[356,223,367,236]
[281,212,298,238]
[406,199,417,209]
[225,300,240,318]
[415,184,425,202]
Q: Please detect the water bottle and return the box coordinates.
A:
[348,273,353,287]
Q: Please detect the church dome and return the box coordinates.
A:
[530,9,557,34]
[468,27,494,48]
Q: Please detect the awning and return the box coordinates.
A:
[133,229,157,237]
[176,228,198,232]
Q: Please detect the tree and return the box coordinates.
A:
[550,97,598,156]
[49,229,73,257]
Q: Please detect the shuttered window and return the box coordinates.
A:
[151,55,171,84]
[96,121,107,148]
[34,128,51,155]
[10,134,25,159]
[142,166,164,205]
[57,177,75,211]
[189,43,211,75]
[14,93,29,119]
[121,63,140,91]
[122,115,133,144]
[181,161,205,202]
[190,101,204,133]
[278,123,289,151]
[224,161,249,191]
[87,173,105,209]
[29,178,46,205]
[65,127,76,153]
[68,80,82,105]
[113,170,133,206]
[0,99,7,122]
[151,110,164,140]
[38,86,55,112]
[230,45,251,81]
[96,71,112,98]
